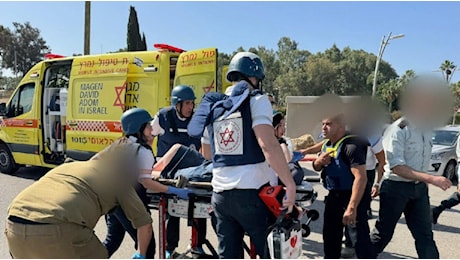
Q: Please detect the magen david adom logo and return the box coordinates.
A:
[214,117,243,155]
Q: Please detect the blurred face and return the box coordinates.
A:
[143,123,153,145]
[321,117,345,142]
[274,119,286,138]
[401,76,454,129]
[176,100,195,118]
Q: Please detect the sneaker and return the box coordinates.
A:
[341,246,356,259]
[192,246,205,255]
[432,207,443,224]
[165,250,176,259]
[367,209,374,220]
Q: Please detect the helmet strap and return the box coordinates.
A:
[177,102,186,118]
[242,75,263,92]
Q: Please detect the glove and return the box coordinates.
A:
[132,252,145,259]
[167,186,191,200]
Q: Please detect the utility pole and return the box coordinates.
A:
[371,32,405,98]
[84,1,91,55]
[13,46,17,77]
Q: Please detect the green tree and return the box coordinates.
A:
[304,55,340,95]
[141,32,147,51]
[439,60,456,83]
[377,70,415,112]
[1,22,50,75]
[127,6,146,51]
[248,46,279,98]
[274,37,310,102]
[299,45,398,96]
[216,52,232,92]
[338,47,397,95]
[0,25,13,54]
[451,81,460,103]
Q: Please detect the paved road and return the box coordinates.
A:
[0,164,459,259]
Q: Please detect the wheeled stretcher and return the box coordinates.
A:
[148,179,319,259]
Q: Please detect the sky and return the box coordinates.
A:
[1,1,460,82]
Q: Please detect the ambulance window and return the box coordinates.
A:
[7,83,35,117]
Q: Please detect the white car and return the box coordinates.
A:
[428,126,460,181]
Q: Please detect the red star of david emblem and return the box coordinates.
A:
[220,127,235,146]
[203,80,215,94]
[114,82,126,111]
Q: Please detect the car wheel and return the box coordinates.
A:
[0,144,18,174]
[443,160,457,182]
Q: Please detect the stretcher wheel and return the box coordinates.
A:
[307,209,319,221]
[301,224,311,237]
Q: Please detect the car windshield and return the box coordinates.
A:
[432,130,458,146]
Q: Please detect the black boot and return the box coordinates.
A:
[432,192,460,224]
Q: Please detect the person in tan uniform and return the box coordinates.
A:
[5,140,153,258]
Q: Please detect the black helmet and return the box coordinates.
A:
[226,52,265,82]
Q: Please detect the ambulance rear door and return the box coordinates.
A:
[65,55,131,160]
[221,65,232,94]
[173,48,218,104]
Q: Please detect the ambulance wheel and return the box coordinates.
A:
[307,209,320,221]
[0,144,18,174]
[301,224,311,237]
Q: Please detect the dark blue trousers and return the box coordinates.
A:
[212,189,270,259]
[103,206,156,258]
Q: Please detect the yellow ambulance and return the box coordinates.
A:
[0,44,217,174]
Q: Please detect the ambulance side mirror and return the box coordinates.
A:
[0,103,6,116]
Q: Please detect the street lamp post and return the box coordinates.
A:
[371,32,405,98]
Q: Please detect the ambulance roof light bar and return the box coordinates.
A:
[45,53,66,59]
[153,44,186,53]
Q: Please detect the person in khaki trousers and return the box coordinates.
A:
[5,141,153,259]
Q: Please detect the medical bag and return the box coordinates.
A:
[266,209,302,259]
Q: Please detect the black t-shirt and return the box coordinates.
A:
[326,134,368,167]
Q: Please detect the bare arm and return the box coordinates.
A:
[300,141,324,155]
[371,150,386,198]
[139,178,169,193]
[136,223,153,256]
[343,165,367,225]
[312,151,333,172]
[253,124,296,207]
[201,143,212,160]
[392,165,451,190]
[374,150,385,183]
[280,143,293,163]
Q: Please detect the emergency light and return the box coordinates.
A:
[45,53,65,59]
[153,43,185,53]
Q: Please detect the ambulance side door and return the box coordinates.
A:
[174,48,218,104]
[1,81,41,166]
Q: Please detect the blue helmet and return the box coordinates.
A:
[120,108,153,135]
[226,52,265,82]
[171,85,196,106]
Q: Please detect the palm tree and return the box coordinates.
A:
[379,78,401,112]
[440,60,457,83]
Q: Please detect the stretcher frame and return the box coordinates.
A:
[150,179,258,259]
[149,178,319,259]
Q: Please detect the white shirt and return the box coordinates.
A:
[151,109,187,137]
[127,136,155,180]
[211,93,278,192]
[366,137,383,170]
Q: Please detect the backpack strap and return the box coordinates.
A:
[188,92,228,138]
